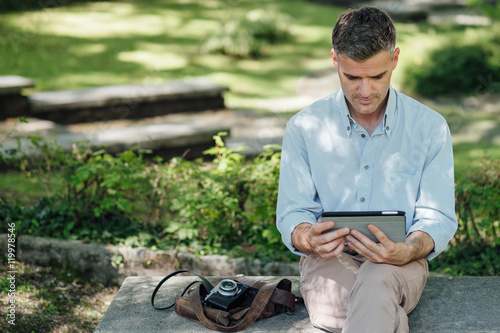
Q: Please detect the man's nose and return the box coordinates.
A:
[359,79,373,97]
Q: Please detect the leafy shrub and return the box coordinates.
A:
[0,133,291,261]
[202,9,292,58]
[162,133,288,260]
[468,0,500,20]
[202,21,264,58]
[2,134,499,273]
[403,43,500,96]
[455,158,500,246]
[1,197,144,244]
[0,139,159,246]
[245,9,292,44]
[429,158,500,275]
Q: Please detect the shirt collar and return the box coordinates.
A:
[337,86,396,138]
[336,90,354,137]
[384,86,396,138]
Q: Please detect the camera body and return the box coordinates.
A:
[203,279,258,311]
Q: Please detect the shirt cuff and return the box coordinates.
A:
[407,223,449,261]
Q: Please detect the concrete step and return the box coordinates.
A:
[0,75,34,120]
[0,113,231,160]
[94,275,500,333]
[0,75,34,95]
[28,78,229,124]
[0,109,286,161]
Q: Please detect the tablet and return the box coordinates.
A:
[321,211,406,243]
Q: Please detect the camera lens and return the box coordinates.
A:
[217,279,238,297]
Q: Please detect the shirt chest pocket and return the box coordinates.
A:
[382,150,426,176]
[379,151,424,200]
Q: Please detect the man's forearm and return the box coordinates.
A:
[291,223,315,255]
[405,231,435,262]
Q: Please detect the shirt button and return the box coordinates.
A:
[347,126,351,131]
[386,126,390,131]
[361,134,366,138]
[360,197,365,202]
[364,165,369,170]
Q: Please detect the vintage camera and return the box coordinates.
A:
[203,279,258,311]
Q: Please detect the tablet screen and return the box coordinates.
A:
[321,211,406,243]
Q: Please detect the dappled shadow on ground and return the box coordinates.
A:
[0,0,344,102]
[0,262,117,333]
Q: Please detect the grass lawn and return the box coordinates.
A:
[0,0,345,105]
[1,0,499,174]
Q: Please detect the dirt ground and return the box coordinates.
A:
[1,262,117,333]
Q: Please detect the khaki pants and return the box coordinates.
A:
[300,253,429,333]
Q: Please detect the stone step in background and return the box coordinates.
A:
[0,109,287,161]
[0,116,230,160]
[0,75,34,120]
[0,75,288,160]
[28,78,229,124]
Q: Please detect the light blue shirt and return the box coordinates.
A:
[276,87,457,260]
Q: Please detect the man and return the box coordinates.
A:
[276,6,457,333]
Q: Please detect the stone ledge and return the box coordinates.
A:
[0,75,35,95]
[29,78,225,110]
[94,275,500,333]
[0,117,231,161]
[0,235,299,286]
[0,75,35,120]
[28,78,229,124]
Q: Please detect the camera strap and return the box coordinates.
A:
[151,269,214,310]
[151,270,297,332]
[188,278,284,332]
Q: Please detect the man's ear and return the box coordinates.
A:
[392,47,400,70]
[331,48,339,70]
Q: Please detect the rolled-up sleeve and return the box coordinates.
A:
[276,119,322,256]
[408,121,458,260]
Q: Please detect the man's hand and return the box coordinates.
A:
[291,219,350,259]
[346,224,435,266]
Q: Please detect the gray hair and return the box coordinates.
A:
[331,6,396,62]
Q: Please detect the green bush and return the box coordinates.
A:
[245,9,292,44]
[0,139,158,245]
[2,134,499,273]
[403,43,500,96]
[429,158,500,275]
[202,9,292,58]
[0,133,292,261]
[162,133,288,260]
[468,0,500,20]
[202,21,264,58]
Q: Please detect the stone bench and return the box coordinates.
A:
[94,275,500,333]
[28,78,229,124]
[0,75,35,120]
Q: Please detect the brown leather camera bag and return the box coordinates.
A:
[151,270,297,332]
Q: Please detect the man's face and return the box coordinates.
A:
[332,48,400,117]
